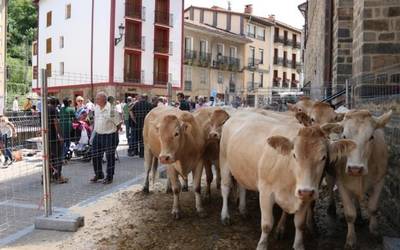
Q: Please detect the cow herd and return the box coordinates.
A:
[141,97,393,250]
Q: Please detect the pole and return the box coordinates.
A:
[40,69,51,217]
[345,79,349,108]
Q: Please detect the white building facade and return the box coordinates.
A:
[32,0,183,100]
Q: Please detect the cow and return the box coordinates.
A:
[287,96,315,114]
[193,107,230,199]
[219,112,356,250]
[142,106,206,219]
[327,109,392,249]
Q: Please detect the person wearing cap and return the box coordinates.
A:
[130,94,153,157]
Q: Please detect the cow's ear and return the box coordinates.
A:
[321,123,343,135]
[213,109,230,125]
[373,110,392,129]
[335,112,345,122]
[329,139,356,162]
[295,111,312,127]
[267,136,293,155]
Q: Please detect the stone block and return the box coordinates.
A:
[34,212,84,232]
[362,56,371,71]
[364,20,389,31]
[388,7,400,17]
[347,57,353,63]
[338,49,351,55]
[364,32,377,41]
[364,8,373,18]
[337,57,345,63]
[379,32,395,41]
[363,43,400,54]
[338,28,351,37]
[338,63,353,74]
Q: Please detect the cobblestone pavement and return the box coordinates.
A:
[0,133,145,242]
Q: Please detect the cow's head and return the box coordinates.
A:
[341,110,392,176]
[208,109,230,140]
[288,97,314,114]
[158,112,194,164]
[308,102,344,125]
[267,124,356,201]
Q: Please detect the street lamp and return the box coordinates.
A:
[114,23,125,46]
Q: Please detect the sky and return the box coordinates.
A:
[184,0,306,29]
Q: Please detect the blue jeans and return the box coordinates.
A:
[63,130,71,160]
[2,134,12,162]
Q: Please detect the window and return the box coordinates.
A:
[257,28,265,40]
[66,4,72,19]
[259,49,264,64]
[184,37,192,51]
[227,14,231,31]
[218,71,223,83]
[200,40,207,55]
[273,70,278,78]
[46,63,52,77]
[33,42,38,55]
[283,51,287,66]
[60,36,64,49]
[60,62,64,75]
[293,34,297,43]
[274,27,279,39]
[229,47,237,58]
[46,11,52,27]
[46,38,52,53]
[247,24,255,38]
[291,73,296,81]
[184,66,192,81]
[33,66,38,80]
[217,44,224,56]
[259,72,263,88]
[200,69,206,84]
[284,30,288,41]
[200,9,204,23]
[274,48,278,64]
[292,54,297,68]
[212,11,217,26]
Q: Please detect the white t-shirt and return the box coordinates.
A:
[12,100,19,112]
[0,123,13,137]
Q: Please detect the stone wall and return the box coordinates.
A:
[303,0,327,99]
[332,0,353,90]
[353,0,400,84]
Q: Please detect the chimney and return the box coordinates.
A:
[244,4,253,14]
[268,14,275,21]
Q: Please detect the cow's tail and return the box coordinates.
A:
[152,156,158,185]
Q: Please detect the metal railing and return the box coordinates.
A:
[198,52,212,67]
[154,72,168,85]
[125,3,143,20]
[125,33,142,49]
[248,58,261,68]
[155,10,171,26]
[184,50,197,61]
[154,40,169,54]
[124,70,142,83]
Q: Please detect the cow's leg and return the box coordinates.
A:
[339,185,357,249]
[181,175,189,192]
[326,174,336,216]
[215,160,221,190]
[306,202,317,235]
[142,147,153,193]
[204,159,213,202]
[220,164,233,225]
[166,177,172,194]
[257,190,274,250]
[368,178,384,237]
[275,211,287,240]
[238,184,247,217]
[193,162,206,217]
[293,205,308,250]
[167,165,181,219]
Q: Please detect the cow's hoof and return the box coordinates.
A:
[344,241,356,250]
[142,186,149,194]
[182,185,189,192]
[327,203,336,217]
[293,244,305,250]
[221,217,231,226]
[172,210,181,220]
[256,241,267,250]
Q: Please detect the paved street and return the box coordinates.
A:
[0,133,146,242]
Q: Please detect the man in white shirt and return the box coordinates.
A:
[12,97,19,113]
[90,92,122,184]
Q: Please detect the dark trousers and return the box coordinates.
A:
[92,132,119,179]
[132,123,144,157]
[49,141,63,179]
[62,130,71,159]
[125,120,134,152]
[2,135,12,162]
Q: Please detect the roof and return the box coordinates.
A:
[185,5,274,27]
[184,20,252,44]
[273,20,302,34]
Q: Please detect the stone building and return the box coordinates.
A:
[301,0,400,100]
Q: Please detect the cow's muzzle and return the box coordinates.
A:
[347,165,364,176]
[297,189,315,201]
[208,132,220,140]
[159,154,175,164]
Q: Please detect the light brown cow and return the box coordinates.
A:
[327,110,392,249]
[219,112,356,250]
[287,96,315,114]
[143,106,206,219]
[193,107,230,199]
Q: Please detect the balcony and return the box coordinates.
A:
[184,50,197,64]
[228,57,240,71]
[154,72,168,85]
[291,80,299,88]
[282,79,290,88]
[184,80,192,91]
[198,52,212,67]
[283,58,288,67]
[213,55,228,69]
[125,70,141,83]
[291,61,297,69]
[154,40,169,54]
[247,32,255,38]
[274,36,284,43]
[273,78,281,88]
[247,81,256,91]
[273,57,284,66]
[283,39,292,46]
[248,58,261,68]
[293,41,301,49]
[229,81,236,93]
[125,34,142,49]
[155,11,172,26]
[125,3,144,20]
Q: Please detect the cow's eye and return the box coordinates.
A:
[293,154,296,159]
[369,135,374,141]
[321,156,327,161]
[311,118,315,123]
[342,135,346,139]
[174,132,179,137]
